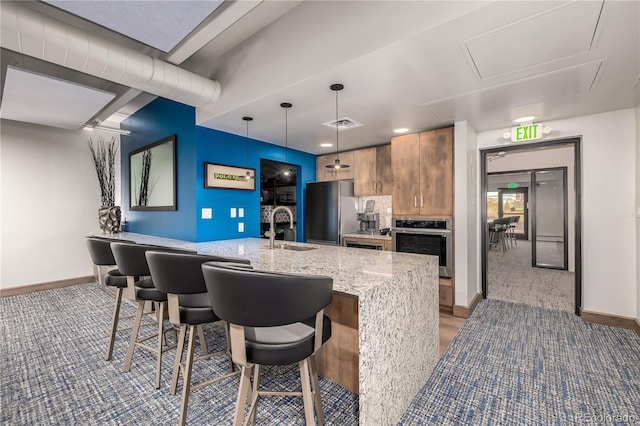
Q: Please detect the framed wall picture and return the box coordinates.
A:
[205,162,255,191]
[129,135,177,211]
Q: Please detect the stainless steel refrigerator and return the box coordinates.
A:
[305,180,358,245]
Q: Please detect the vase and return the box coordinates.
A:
[98,206,122,234]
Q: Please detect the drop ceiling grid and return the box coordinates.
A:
[462,0,604,80]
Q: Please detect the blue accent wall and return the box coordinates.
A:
[121,98,316,242]
[195,127,316,242]
[121,98,197,241]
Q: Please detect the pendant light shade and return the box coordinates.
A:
[326,83,349,169]
[281,102,292,176]
[243,116,253,179]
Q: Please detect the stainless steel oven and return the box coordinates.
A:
[392,218,452,278]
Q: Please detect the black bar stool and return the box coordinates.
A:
[111,242,196,389]
[85,236,136,361]
[146,251,251,426]
[202,262,333,426]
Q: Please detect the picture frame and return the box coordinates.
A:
[129,135,177,211]
[204,162,255,191]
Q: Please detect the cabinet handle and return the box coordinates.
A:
[377,181,382,193]
[373,180,377,192]
[421,196,424,208]
[414,196,417,207]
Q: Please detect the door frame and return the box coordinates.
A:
[531,167,569,270]
[480,137,582,316]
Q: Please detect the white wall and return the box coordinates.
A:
[478,109,637,318]
[454,120,479,307]
[0,119,120,289]
[636,105,640,323]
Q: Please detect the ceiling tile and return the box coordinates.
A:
[0,66,115,129]
[464,1,603,79]
[44,0,223,53]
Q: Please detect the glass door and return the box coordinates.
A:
[531,168,568,269]
[498,187,528,240]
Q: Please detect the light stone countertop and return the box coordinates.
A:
[100,232,439,425]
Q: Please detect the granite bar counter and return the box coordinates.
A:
[100,232,439,425]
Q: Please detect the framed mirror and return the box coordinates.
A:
[129,134,176,211]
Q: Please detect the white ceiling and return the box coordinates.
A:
[1,0,638,155]
[0,66,115,129]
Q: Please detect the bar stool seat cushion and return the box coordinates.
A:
[135,277,168,302]
[244,315,331,366]
[105,269,129,288]
[178,293,219,325]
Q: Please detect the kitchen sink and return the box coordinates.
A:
[277,244,316,251]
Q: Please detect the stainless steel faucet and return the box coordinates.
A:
[266,206,294,249]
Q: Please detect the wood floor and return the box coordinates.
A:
[439,312,465,356]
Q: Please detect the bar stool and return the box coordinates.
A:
[202,262,333,426]
[86,236,137,361]
[508,215,520,246]
[146,251,251,426]
[488,218,509,253]
[111,242,196,389]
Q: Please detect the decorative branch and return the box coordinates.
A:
[88,136,117,207]
[137,149,153,206]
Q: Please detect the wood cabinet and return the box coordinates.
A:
[354,145,392,196]
[391,127,453,216]
[316,151,355,181]
[439,277,454,311]
[343,236,392,251]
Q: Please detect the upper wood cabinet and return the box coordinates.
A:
[316,151,355,181]
[391,127,453,216]
[354,145,392,196]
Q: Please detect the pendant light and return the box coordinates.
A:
[326,83,349,169]
[281,102,292,176]
[243,116,253,179]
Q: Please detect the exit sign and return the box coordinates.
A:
[511,124,542,142]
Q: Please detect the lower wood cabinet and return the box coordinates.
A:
[439,278,454,310]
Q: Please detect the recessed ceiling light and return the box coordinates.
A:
[393,128,410,134]
[513,116,536,123]
[320,143,333,147]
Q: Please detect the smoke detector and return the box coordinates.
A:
[322,117,363,131]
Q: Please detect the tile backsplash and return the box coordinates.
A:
[358,195,392,229]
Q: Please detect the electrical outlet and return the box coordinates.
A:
[230,208,236,218]
[238,222,244,232]
[239,208,244,218]
[201,208,212,219]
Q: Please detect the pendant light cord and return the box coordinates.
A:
[335,88,339,161]
[285,106,288,164]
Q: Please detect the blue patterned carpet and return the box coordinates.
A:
[2,284,639,425]
[399,299,640,425]
[0,283,358,425]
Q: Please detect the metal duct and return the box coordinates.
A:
[0,2,220,109]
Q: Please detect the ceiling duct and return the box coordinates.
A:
[0,2,220,110]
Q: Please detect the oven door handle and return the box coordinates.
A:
[392,228,451,236]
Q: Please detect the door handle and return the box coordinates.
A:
[373,180,377,192]
[414,196,417,207]
[377,181,382,193]
[421,196,424,208]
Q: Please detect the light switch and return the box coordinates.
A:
[230,208,237,218]
[201,208,212,219]
[238,208,245,218]
[238,222,244,232]
[387,207,392,214]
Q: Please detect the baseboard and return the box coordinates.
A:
[0,276,94,298]
[582,309,640,334]
[452,292,483,319]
